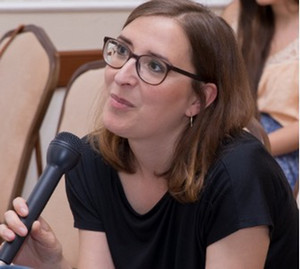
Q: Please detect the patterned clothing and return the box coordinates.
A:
[261,113,299,189]
[230,20,299,188]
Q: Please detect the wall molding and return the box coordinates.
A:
[0,0,231,12]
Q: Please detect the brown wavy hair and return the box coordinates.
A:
[90,0,255,203]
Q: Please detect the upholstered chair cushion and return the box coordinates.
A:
[0,25,59,222]
[42,61,105,268]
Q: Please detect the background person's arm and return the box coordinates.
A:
[268,121,299,156]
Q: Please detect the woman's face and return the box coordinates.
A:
[102,16,201,143]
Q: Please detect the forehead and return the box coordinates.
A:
[120,16,192,63]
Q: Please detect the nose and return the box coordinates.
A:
[114,57,138,86]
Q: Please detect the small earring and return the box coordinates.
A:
[190,116,194,128]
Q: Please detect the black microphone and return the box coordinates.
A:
[0,132,82,265]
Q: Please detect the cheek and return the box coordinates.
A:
[144,81,193,115]
[104,67,115,86]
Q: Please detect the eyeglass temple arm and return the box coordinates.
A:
[170,66,203,82]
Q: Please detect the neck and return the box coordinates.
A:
[271,2,299,24]
[129,139,173,177]
[270,1,299,49]
[127,118,187,177]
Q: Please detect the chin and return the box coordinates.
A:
[102,117,126,138]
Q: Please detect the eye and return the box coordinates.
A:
[146,58,166,74]
[116,43,129,57]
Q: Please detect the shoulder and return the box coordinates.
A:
[203,131,289,214]
[79,135,107,168]
[224,132,291,198]
[218,131,280,180]
[205,131,292,211]
[67,135,113,186]
[201,131,298,246]
[65,135,116,211]
[199,133,277,243]
[224,132,266,157]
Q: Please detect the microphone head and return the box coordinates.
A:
[46,132,82,172]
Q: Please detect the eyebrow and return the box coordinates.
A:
[117,35,132,46]
[117,35,172,64]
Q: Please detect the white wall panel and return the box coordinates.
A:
[0,0,230,50]
[0,0,231,12]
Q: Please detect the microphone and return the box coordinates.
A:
[0,132,82,265]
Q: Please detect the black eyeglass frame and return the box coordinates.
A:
[103,36,203,86]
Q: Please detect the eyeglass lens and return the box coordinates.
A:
[103,38,169,85]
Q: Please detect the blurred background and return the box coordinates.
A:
[0,0,231,51]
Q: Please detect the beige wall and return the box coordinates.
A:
[0,3,227,51]
[0,11,131,51]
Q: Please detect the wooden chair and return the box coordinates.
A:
[0,24,59,222]
[42,60,106,268]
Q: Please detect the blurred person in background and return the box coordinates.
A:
[222,0,299,191]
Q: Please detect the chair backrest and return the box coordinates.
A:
[56,60,106,135]
[42,60,106,267]
[0,24,59,222]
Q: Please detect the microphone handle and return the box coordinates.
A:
[0,165,63,265]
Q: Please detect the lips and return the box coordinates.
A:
[110,93,134,108]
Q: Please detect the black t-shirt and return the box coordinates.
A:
[65,132,299,268]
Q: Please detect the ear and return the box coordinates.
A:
[186,96,201,117]
[203,83,217,108]
[185,83,218,117]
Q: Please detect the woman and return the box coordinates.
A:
[0,0,298,268]
[222,0,299,190]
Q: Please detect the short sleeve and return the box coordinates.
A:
[202,137,279,246]
[65,140,105,232]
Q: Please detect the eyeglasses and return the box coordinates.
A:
[102,37,203,86]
